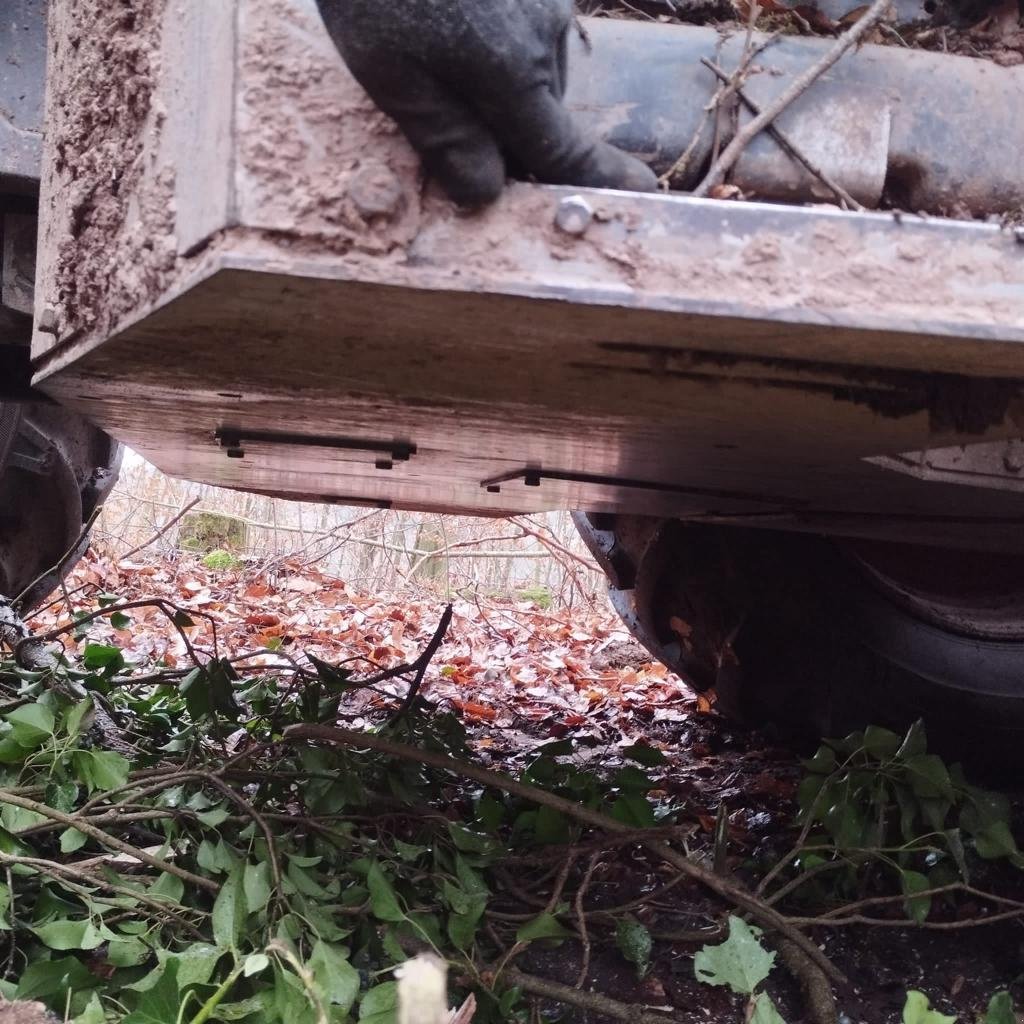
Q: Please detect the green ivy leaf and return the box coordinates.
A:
[896,720,929,760]
[623,742,666,766]
[750,992,789,1024]
[308,940,360,1011]
[367,861,405,923]
[60,827,88,854]
[447,823,497,855]
[985,991,1016,1024]
[516,912,574,944]
[306,653,359,693]
[803,745,837,776]
[72,993,107,1024]
[244,860,272,915]
[244,952,270,977]
[82,643,125,675]
[123,959,180,1024]
[360,980,398,1023]
[206,658,242,719]
[863,725,902,760]
[33,918,103,951]
[534,804,571,844]
[900,870,932,924]
[149,872,185,905]
[4,703,55,747]
[902,991,956,1024]
[16,956,98,1000]
[609,793,656,828]
[448,892,487,951]
[475,793,505,832]
[170,944,223,988]
[904,755,954,801]
[212,866,247,949]
[394,839,429,862]
[825,800,868,849]
[973,821,1020,861]
[615,916,652,978]
[72,749,130,793]
[45,781,80,814]
[694,916,775,996]
[107,938,150,968]
[0,737,32,765]
[196,804,230,827]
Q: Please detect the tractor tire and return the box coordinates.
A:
[573,512,1024,770]
[0,401,120,611]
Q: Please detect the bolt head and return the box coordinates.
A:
[37,307,59,334]
[555,195,594,236]
[349,161,405,220]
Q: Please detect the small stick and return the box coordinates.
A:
[285,723,845,987]
[662,31,781,189]
[699,57,864,210]
[118,497,201,562]
[693,0,893,197]
[388,603,453,724]
[574,851,603,988]
[506,967,681,1024]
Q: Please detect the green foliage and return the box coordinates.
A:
[796,720,1021,921]
[694,916,775,995]
[694,918,787,1023]
[985,992,1016,1024]
[902,991,957,1024]
[201,549,241,571]
[0,594,674,1024]
[615,916,652,978]
[516,586,552,610]
[178,512,247,554]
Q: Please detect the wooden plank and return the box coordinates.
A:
[35,260,1024,548]
[163,0,238,255]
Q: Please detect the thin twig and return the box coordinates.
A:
[285,723,845,987]
[506,967,681,1024]
[574,851,603,988]
[118,497,201,562]
[0,789,217,894]
[388,604,454,724]
[693,0,893,196]
[699,58,864,210]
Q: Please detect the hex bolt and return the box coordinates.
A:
[554,195,594,236]
[37,306,59,335]
[349,161,405,220]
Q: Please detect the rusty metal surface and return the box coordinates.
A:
[566,20,1024,215]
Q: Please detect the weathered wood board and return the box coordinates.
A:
[28,0,1024,547]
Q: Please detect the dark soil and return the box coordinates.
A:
[462,655,1024,1024]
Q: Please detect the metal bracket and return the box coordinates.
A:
[214,428,416,471]
[480,467,800,507]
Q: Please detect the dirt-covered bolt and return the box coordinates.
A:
[349,161,405,220]
[36,307,58,335]
[555,195,594,236]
